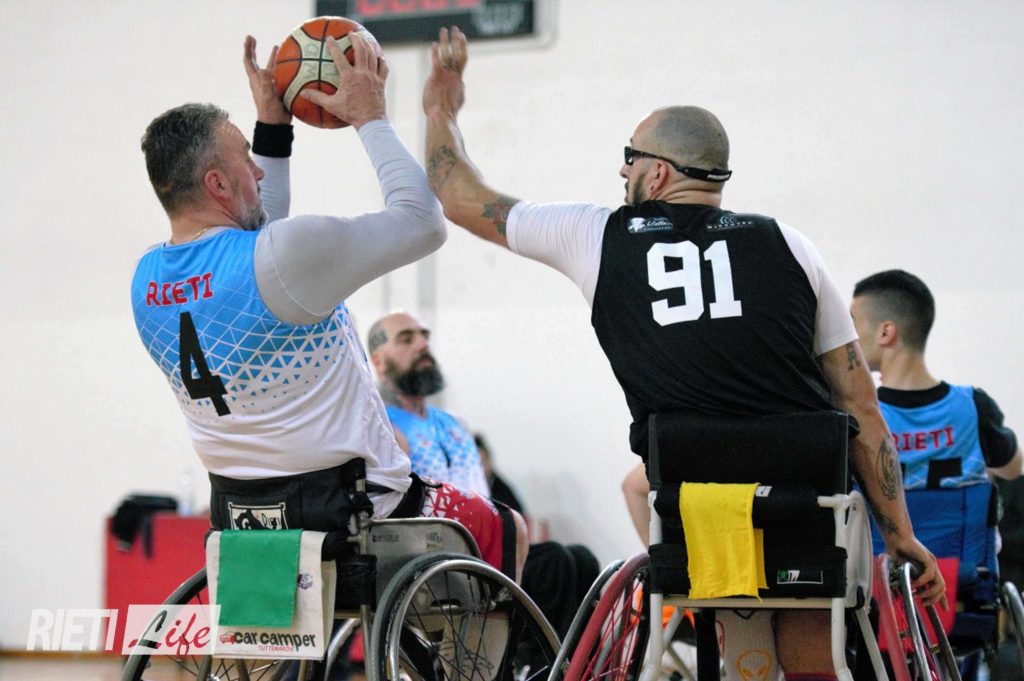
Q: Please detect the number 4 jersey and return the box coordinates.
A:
[505,200,857,455]
[130,228,410,488]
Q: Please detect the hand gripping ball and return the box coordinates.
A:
[274,16,381,129]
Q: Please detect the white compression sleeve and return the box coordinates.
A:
[254,154,290,222]
[254,120,445,324]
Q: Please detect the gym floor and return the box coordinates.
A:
[0,655,227,680]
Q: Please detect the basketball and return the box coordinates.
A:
[274,16,382,129]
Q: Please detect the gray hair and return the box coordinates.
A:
[141,103,228,214]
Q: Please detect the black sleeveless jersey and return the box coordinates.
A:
[590,201,835,455]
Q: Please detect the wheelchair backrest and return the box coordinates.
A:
[647,410,851,494]
[647,410,854,599]
[869,481,998,590]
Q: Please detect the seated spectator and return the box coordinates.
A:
[368,311,600,636]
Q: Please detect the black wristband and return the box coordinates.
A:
[252,122,294,158]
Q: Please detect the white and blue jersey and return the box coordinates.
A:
[879,382,1017,489]
[386,405,489,496]
[131,228,410,489]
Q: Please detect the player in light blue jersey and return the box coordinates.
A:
[851,270,1021,488]
[130,33,525,579]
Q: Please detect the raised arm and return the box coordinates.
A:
[255,32,445,324]
[423,27,519,248]
[820,341,945,604]
[243,35,292,222]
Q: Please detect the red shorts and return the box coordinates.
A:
[418,480,515,576]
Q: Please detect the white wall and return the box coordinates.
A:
[2,0,1023,649]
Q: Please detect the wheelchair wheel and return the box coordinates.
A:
[548,560,625,681]
[1002,582,1024,669]
[873,556,957,681]
[121,568,309,681]
[563,552,650,681]
[369,552,560,681]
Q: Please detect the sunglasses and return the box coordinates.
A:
[623,146,732,182]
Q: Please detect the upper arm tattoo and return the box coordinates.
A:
[482,195,517,237]
[846,342,861,371]
[426,145,457,193]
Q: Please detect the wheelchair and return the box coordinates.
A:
[868,479,1024,681]
[121,473,560,681]
[555,410,964,681]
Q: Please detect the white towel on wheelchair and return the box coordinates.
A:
[206,531,336,660]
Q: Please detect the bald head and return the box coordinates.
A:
[367,311,444,396]
[644,106,730,171]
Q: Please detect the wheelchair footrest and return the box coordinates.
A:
[649,542,847,599]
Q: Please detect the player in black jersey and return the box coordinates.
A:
[420,27,944,677]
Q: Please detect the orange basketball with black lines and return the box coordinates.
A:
[274,16,381,129]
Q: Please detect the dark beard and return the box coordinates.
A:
[394,362,445,397]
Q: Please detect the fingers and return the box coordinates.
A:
[431,26,467,74]
[910,558,946,606]
[430,39,442,73]
[299,87,327,107]
[349,31,373,72]
[243,35,258,77]
[378,56,389,81]
[265,44,278,71]
[325,36,352,73]
[451,25,468,67]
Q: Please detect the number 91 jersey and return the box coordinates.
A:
[130,230,406,482]
[591,202,835,441]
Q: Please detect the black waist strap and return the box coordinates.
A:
[208,459,379,532]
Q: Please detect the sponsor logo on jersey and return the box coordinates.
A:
[297,573,314,590]
[706,215,755,231]
[627,216,674,234]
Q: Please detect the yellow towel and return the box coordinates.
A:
[679,482,767,599]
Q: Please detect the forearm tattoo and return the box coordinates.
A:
[482,195,517,237]
[845,342,861,371]
[870,503,900,536]
[877,437,901,501]
[426,145,457,193]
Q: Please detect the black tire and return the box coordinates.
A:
[121,568,309,681]
[368,552,560,681]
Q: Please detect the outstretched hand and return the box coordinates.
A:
[300,31,388,129]
[423,26,467,118]
[243,35,291,125]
